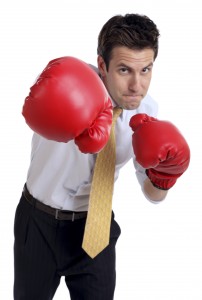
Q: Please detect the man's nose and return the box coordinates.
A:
[129,74,140,91]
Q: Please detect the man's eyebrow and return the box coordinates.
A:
[116,63,130,68]
[116,62,154,69]
[144,62,154,68]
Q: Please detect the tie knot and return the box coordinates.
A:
[112,107,122,125]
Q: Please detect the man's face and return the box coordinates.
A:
[98,46,155,110]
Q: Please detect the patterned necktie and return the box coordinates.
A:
[82,106,122,258]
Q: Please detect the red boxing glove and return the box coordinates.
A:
[22,56,113,153]
[129,114,190,190]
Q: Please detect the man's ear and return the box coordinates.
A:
[97,55,106,78]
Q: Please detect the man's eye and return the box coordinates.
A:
[119,67,128,73]
[142,67,151,74]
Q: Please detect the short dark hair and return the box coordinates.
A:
[97,14,160,69]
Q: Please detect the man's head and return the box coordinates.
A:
[97,14,160,70]
[97,14,160,110]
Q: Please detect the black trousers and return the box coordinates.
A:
[13,194,121,300]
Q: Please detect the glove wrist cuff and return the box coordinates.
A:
[146,169,177,190]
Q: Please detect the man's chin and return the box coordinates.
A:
[122,102,141,110]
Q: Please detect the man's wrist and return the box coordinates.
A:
[143,177,168,202]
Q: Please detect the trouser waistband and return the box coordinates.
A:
[23,184,88,221]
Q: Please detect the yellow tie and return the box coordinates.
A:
[82,106,122,258]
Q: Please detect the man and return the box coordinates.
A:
[14,14,190,299]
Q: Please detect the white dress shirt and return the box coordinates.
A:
[26,94,158,211]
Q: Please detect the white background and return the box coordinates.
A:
[1,0,201,299]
